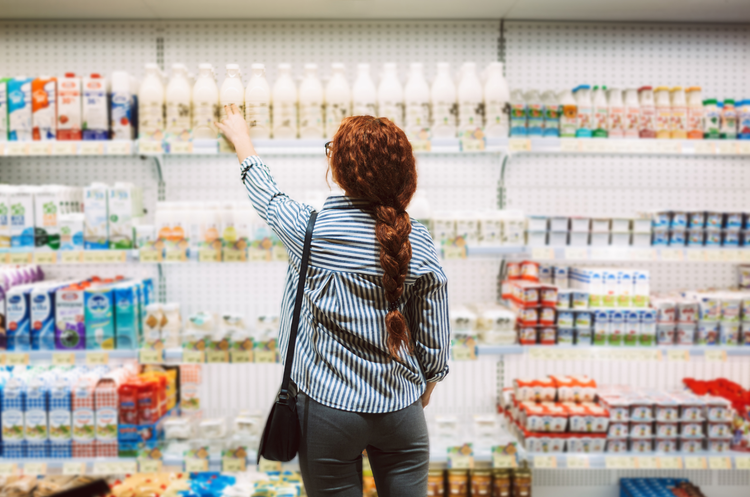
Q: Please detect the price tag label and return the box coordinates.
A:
[185,458,209,473]
[716,141,738,155]
[165,249,187,262]
[684,457,707,470]
[254,350,277,363]
[567,456,590,469]
[0,464,19,476]
[658,457,682,469]
[741,250,750,263]
[705,250,723,262]
[590,248,611,260]
[531,247,555,259]
[533,455,557,468]
[735,456,750,470]
[492,455,516,469]
[705,350,727,362]
[23,462,47,476]
[442,245,466,259]
[721,249,740,262]
[140,248,163,263]
[630,248,657,261]
[62,462,86,475]
[9,252,33,265]
[80,142,104,155]
[660,248,684,261]
[451,345,476,361]
[168,141,193,154]
[114,461,138,474]
[93,462,113,475]
[739,142,750,155]
[667,349,689,362]
[258,458,282,473]
[6,353,29,366]
[139,349,163,364]
[564,248,589,260]
[230,350,252,363]
[139,140,164,154]
[139,459,162,473]
[53,142,77,155]
[693,142,715,154]
[29,142,51,155]
[460,139,486,151]
[34,252,57,264]
[183,350,205,364]
[52,352,76,366]
[86,351,109,366]
[447,453,474,470]
[103,250,127,263]
[708,456,731,470]
[656,141,682,154]
[206,350,229,363]
[107,141,132,155]
[82,251,107,263]
[223,248,247,262]
[606,456,635,469]
[410,140,431,152]
[199,248,221,262]
[61,251,83,263]
[559,139,580,152]
[508,138,531,152]
[6,142,29,155]
[686,249,705,262]
[635,457,658,469]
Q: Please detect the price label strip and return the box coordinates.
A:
[138,459,162,474]
[447,444,474,470]
[736,456,750,470]
[533,455,557,469]
[635,457,658,469]
[658,457,683,470]
[259,457,282,473]
[23,462,47,476]
[254,350,277,363]
[230,350,253,363]
[62,462,87,475]
[683,457,707,470]
[567,455,589,469]
[708,456,731,470]
[185,458,209,473]
[206,350,229,363]
[0,464,19,476]
[222,457,246,473]
[606,456,635,469]
[86,351,109,366]
[139,349,163,364]
[52,352,76,366]
[183,350,205,364]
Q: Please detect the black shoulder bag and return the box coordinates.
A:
[257,210,317,463]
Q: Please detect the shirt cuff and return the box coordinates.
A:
[425,365,449,383]
[240,155,264,175]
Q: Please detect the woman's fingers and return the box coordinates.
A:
[231,103,240,115]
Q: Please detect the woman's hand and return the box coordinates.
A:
[215,103,257,163]
[421,381,437,408]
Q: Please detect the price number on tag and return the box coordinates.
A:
[635,457,658,469]
[492,455,516,468]
[107,141,132,155]
[531,247,555,260]
[139,140,163,154]
[567,456,589,469]
[168,141,193,154]
[29,142,51,155]
[139,349,163,364]
[183,350,205,364]
[508,138,531,152]
[708,456,731,470]
[138,459,162,473]
[684,457,707,470]
[223,248,247,262]
[259,457,282,473]
[140,249,163,263]
[451,345,476,361]
[735,456,750,470]
[533,455,557,468]
[185,458,209,473]
[658,457,682,469]
[34,252,57,264]
[52,352,76,366]
[606,456,635,469]
[564,248,588,260]
[206,350,229,363]
[62,462,86,475]
[9,252,33,265]
[442,245,466,259]
[666,349,689,362]
[6,353,29,366]
[80,142,104,155]
[23,463,47,476]
[254,350,277,363]
[0,464,18,476]
[198,248,221,262]
[705,350,727,362]
[61,251,83,263]
[86,351,109,366]
[230,350,252,363]
[53,142,77,155]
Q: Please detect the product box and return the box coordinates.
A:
[55,283,87,350]
[82,74,109,140]
[108,183,134,249]
[31,282,65,350]
[25,377,49,443]
[113,281,139,349]
[8,187,35,249]
[0,186,10,248]
[94,378,119,441]
[7,77,32,141]
[1,378,26,443]
[33,186,60,251]
[57,73,82,140]
[84,285,116,349]
[72,377,96,454]
[6,284,33,350]
[110,71,136,140]
[31,76,57,140]
[0,78,9,141]
[59,213,85,250]
[83,183,108,249]
[49,378,73,445]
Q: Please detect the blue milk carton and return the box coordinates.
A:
[113,281,138,349]
[31,282,68,350]
[84,286,116,350]
[1,376,26,457]
[49,376,72,458]
[25,376,49,458]
[6,284,33,350]
[7,78,33,141]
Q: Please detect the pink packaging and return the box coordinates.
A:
[630,438,654,453]
[630,422,652,437]
[599,396,630,421]
[607,422,629,438]
[679,437,704,453]
[708,438,732,452]
[654,438,678,453]
[567,434,606,453]
[605,438,628,453]
[655,422,678,437]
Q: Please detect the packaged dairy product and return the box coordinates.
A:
[670,87,688,139]
[108,182,135,249]
[166,63,192,142]
[638,86,656,138]
[139,63,165,141]
[721,99,737,140]
[559,89,577,138]
[325,63,351,138]
[49,378,72,446]
[2,379,25,444]
[403,62,431,141]
[703,99,720,139]
[33,186,60,250]
[540,90,559,137]
[83,183,108,249]
[739,100,750,139]
[430,63,460,138]
[113,281,139,349]
[379,63,404,129]
[219,64,245,149]
[31,76,57,140]
[623,89,640,138]
[607,88,625,138]
[0,78,8,141]
[457,62,484,140]
[509,89,527,136]
[9,186,35,249]
[59,213,84,250]
[110,71,136,140]
[82,74,109,140]
[525,89,543,137]
[31,281,64,350]
[0,186,9,248]
[352,63,377,117]
[245,63,271,140]
[85,285,115,350]
[6,284,32,350]
[592,85,609,138]
[654,86,671,139]
[57,73,82,140]
[298,64,323,139]
[7,77,33,141]
[272,63,298,139]
[574,85,593,138]
[483,62,510,139]
[192,63,220,140]
[686,87,703,139]
[56,283,86,350]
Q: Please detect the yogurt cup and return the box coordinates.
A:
[654,438,678,453]
[570,217,590,232]
[590,232,609,246]
[671,211,688,229]
[549,216,569,231]
[590,218,611,232]
[572,291,589,309]
[725,212,743,229]
[652,211,671,229]
[705,228,722,246]
[539,326,556,345]
[556,289,572,309]
[707,422,731,437]
[708,438,731,452]
[720,321,740,345]
[696,320,719,345]
[720,293,741,321]
[669,229,686,246]
[679,437,704,453]
[575,310,593,328]
[687,229,705,246]
[657,323,675,345]
[527,230,547,246]
[632,232,651,247]
[605,438,628,453]
[548,231,568,246]
[557,310,575,328]
[575,328,592,345]
[723,229,740,247]
[675,322,696,345]
[655,422,678,437]
[607,422,628,438]
[557,327,574,345]
[568,232,589,246]
[706,212,724,229]
[610,232,630,246]
[630,437,654,453]
[688,212,706,229]
[652,228,669,246]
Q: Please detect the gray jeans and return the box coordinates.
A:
[296,390,429,497]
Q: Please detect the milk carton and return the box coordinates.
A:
[0,78,10,141]
[9,186,35,249]
[59,213,84,250]
[31,282,65,350]
[110,71,135,140]
[83,183,108,249]
[7,78,33,141]
[55,283,86,350]
[0,185,10,248]
[72,376,96,451]
[82,74,109,140]
[6,284,33,350]
[57,73,82,140]
[1,378,25,445]
[24,376,49,443]
[49,377,73,454]
[113,281,139,349]
[31,76,57,140]
[84,286,115,349]
[108,183,134,249]
[34,186,60,251]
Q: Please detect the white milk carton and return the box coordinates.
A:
[82,74,109,140]
[0,185,10,248]
[8,186,35,249]
[31,77,57,140]
[7,78,33,141]
[110,71,136,140]
[57,73,82,140]
[34,186,60,251]
[84,183,108,249]
[59,213,85,250]
[0,78,8,141]
[108,183,134,249]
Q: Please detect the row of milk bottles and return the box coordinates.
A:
[137,61,511,142]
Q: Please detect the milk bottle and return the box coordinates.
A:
[110,71,135,140]
[404,63,431,140]
[721,99,738,140]
[7,78,32,141]
[192,64,220,140]
[138,63,165,141]
[686,87,703,140]
[509,89,527,136]
[298,64,323,139]
[541,90,560,137]
[352,63,377,117]
[219,64,245,150]
[325,63,351,138]
[483,62,510,138]
[31,76,57,141]
[574,85,593,138]
[245,64,271,140]
[457,62,484,140]
[654,86,671,139]
[524,89,543,137]
[379,63,404,128]
[82,74,109,140]
[607,88,625,138]
[431,63,456,139]
[592,85,609,138]
[623,89,640,138]
[703,99,720,139]
[165,63,192,142]
[670,87,687,139]
[272,63,298,140]
[638,86,656,138]
[559,89,577,138]
[57,73,82,140]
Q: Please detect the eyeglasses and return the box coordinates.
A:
[325,141,332,157]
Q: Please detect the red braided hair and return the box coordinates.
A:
[328,116,417,359]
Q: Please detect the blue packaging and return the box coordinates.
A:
[688,212,706,229]
[81,74,109,140]
[687,229,704,247]
[84,286,116,350]
[724,229,740,247]
[143,278,154,306]
[7,78,33,141]
[669,230,686,246]
[670,211,688,229]
[6,284,32,350]
[726,212,743,229]
[652,228,669,246]
[31,282,65,350]
[113,281,139,349]
[705,229,722,246]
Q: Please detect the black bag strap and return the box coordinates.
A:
[279,210,318,401]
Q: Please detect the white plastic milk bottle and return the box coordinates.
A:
[165,63,192,142]
[192,64,220,140]
[325,63,351,138]
[273,63,298,140]
[483,62,510,138]
[607,88,625,138]
[299,64,323,139]
[654,86,671,139]
[686,87,703,140]
[352,63,377,117]
[378,63,404,128]
[574,85,593,138]
[431,62,457,139]
[457,62,484,140]
[219,64,245,150]
[670,87,687,139]
[138,63,165,141]
[404,62,431,141]
[245,63,271,140]
[623,89,640,138]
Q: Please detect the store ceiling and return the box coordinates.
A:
[2,0,749,22]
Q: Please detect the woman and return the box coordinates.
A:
[217,104,450,496]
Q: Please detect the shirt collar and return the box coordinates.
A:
[322,195,373,211]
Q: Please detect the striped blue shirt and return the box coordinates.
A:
[240,155,451,413]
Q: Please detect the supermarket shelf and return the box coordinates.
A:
[509,138,750,156]
[526,452,750,470]
[0,249,138,265]
[0,457,136,475]
[476,345,750,359]
[505,246,750,262]
[0,141,134,156]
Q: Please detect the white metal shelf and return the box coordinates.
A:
[477,345,750,359]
